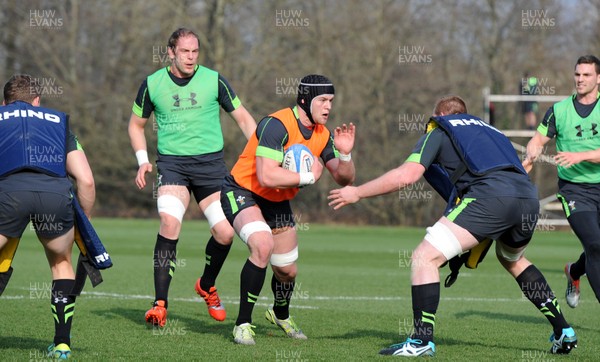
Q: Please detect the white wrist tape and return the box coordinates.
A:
[339,153,352,162]
[136,150,149,166]
[298,172,315,186]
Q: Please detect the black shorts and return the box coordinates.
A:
[220,175,295,229]
[557,179,600,217]
[0,190,74,238]
[156,155,228,202]
[445,196,539,248]
[521,101,538,114]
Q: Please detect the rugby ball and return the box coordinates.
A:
[282,144,314,173]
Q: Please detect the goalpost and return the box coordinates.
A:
[482,87,571,226]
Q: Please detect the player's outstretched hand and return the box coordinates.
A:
[328,186,360,210]
[333,123,355,155]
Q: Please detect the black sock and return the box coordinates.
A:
[51,279,76,346]
[200,236,231,291]
[564,212,600,302]
[569,252,586,280]
[272,274,294,320]
[411,283,439,344]
[236,259,266,326]
[517,265,569,336]
[154,234,178,308]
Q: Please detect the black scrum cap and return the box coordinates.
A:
[297,74,335,124]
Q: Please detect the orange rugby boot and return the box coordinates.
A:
[145,300,167,327]
[195,278,226,321]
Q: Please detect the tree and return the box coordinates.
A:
[0,0,594,225]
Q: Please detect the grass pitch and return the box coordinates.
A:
[1,218,598,361]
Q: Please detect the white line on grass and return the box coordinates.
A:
[80,292,523,304]
[6,287,524,304]
[1,295,24,299]
[78,291,319,309]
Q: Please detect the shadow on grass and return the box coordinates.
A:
[0,335,91,356]
[320,327,392,341]
[453,305,592,333]
[436,335,534,352]
[92,306,144,325]
[92,307,233,339]
[454,310,543,325]
[0,336,48,350]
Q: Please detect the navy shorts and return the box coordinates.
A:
[0,190,74,238]
[445,196,539,248]
[156,156,228,202]
[220,175,295,229]
[557,179,600,217]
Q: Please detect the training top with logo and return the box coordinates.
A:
[407,116,537,199]
[132,65,241,159]
[0,102,81,194]
[230,106,337,202]
[538,93,600,183]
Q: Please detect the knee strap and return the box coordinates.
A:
[204,200,226,228]
[424,222,463,260]
[157,195,186,222]
[496,242,525,262]
[239,221,271,244]
[270,246,299,267]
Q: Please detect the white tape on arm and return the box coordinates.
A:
[136,150,149,166]
[298,172,315,186]
[338,153,352,162]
